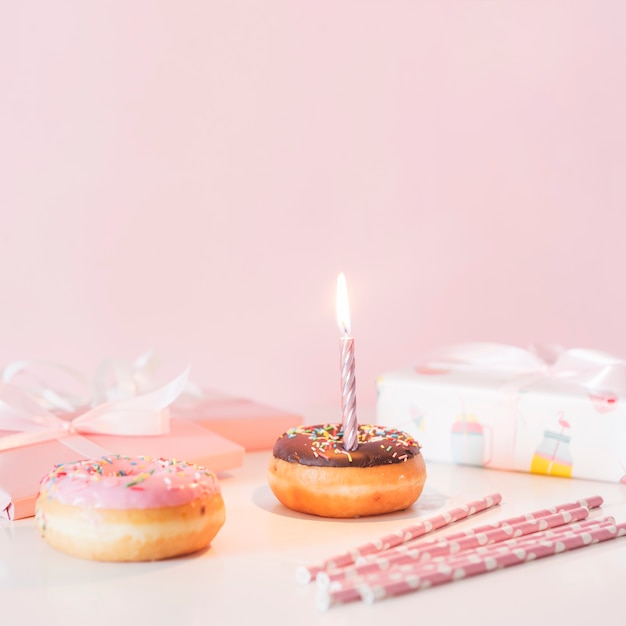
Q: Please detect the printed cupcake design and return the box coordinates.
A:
[530,412,573,478]
[450,413,492,467]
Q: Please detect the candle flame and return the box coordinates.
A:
[336,273,351,336]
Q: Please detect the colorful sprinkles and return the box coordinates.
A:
[282,424,419,464]
[40,455,215,490]
[36,455,223,512]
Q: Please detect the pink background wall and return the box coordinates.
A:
[2,2,625,414]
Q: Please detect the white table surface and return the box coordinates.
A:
[1,449,625,626]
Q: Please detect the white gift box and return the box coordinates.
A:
[376,343,626,484]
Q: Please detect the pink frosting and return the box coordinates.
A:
[38,455,222,509]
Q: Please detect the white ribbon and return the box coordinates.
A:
[0,356,192,520]
[1,352,202,412]
[421,342,626,395]
[0,367,190,453]
[92,351,203,405]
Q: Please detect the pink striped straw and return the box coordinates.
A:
[359,521,626,606]
[296,492,502,583]
[327,517,616,595]
[358,494,603,563]
[317,518,620,609]
[317,505,591,589]
[372,518,618,581]
[319,496,604,588]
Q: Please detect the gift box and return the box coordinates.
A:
[172,390,301,451]
[376,343,626,484]
[1,354,301,452]
[0,417,244,520]
[0,370,244,520]
[0,356,302,519]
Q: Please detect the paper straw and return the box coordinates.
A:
[317,505,591,589]
[358,494,603,564]
[394,495,599,553]
[320,496,604,588]
[324,516,615,594]
[327,517,616,594]
[359,522,626,605]
[296,492,502,584]
[316,518,622,610]
[374,518,618,580]
[321,518,616,606]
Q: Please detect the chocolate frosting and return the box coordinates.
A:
[272,424,421,468]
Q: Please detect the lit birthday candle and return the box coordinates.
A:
[336,273,358,451]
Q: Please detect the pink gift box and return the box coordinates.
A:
[173,391,302,451]
[0,417,244,520]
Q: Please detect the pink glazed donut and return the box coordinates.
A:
[35,455,226,561]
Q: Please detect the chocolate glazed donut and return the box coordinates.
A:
[268,424,427,518]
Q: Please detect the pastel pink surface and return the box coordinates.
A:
[0,418,244,520]
[173,391,301,451]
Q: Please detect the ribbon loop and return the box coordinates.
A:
[421,343,626,396]
[0,368,190,452]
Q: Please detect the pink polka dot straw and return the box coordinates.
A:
[316,504,592,589]
[356,521,626,606]
[296,492,503,584]
[307,495,624,611]
[323,517,616,599]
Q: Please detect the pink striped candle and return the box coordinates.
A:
[336,273,358,452]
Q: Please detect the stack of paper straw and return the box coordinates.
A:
[294,494,624,611]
